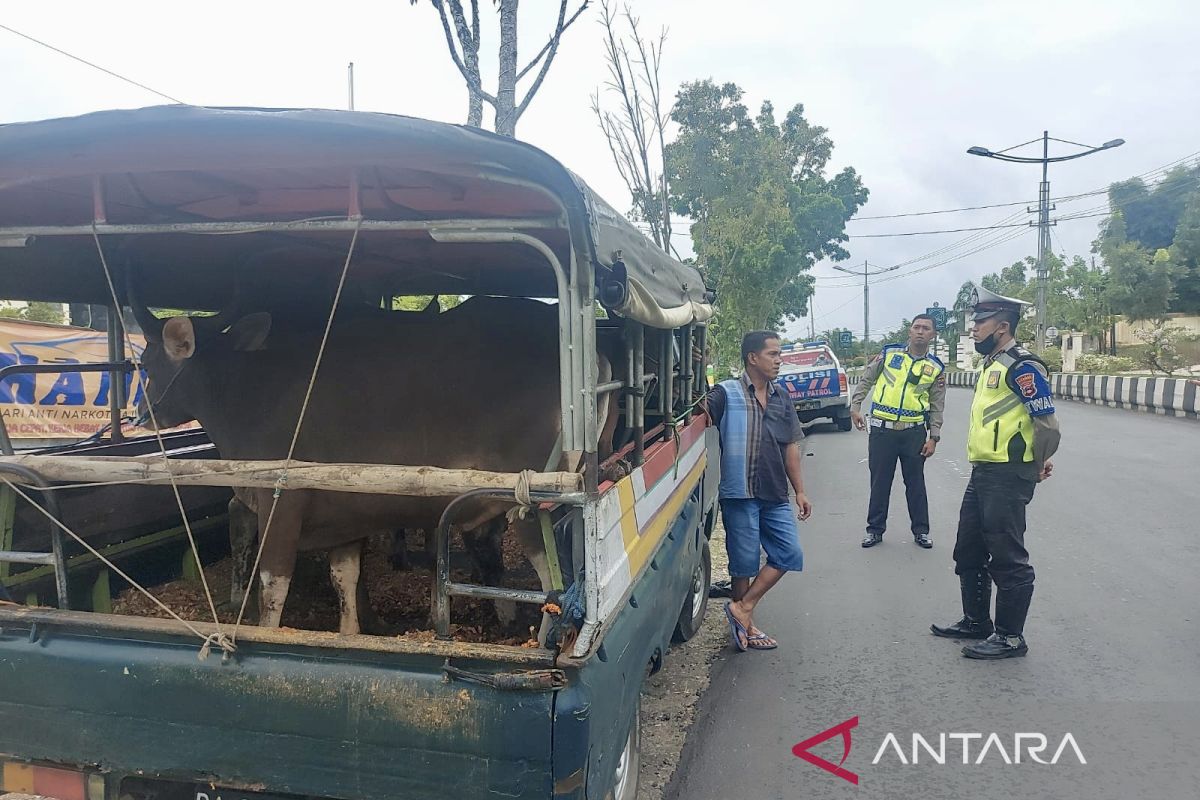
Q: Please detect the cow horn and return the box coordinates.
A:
[125,269,164,343]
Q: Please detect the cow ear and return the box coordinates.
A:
[162,316,196,361]
[228,313,272,351]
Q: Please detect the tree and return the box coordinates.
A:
[592,0,671,251]
[1167,189,1200,313]
[1101,214,1176,322]
[818,328,861,361]
[391,295,463,312]
[667,81,867,369]
[411,0,590,137]
[1098,164,1200,315]
[0,301,66,325]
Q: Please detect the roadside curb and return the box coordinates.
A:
[849,372,1199,419]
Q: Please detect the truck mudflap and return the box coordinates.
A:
[0,611,557,800]
[779,368,840,401]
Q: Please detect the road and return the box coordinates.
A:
[668,392,1200,800]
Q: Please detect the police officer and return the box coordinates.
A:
[931,286,1061,659]
[850,314,946,549]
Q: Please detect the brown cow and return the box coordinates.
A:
[135,295,616,635]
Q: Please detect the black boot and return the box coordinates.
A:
[962,583,1033,659]
[931,570,993,639]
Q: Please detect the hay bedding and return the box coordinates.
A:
[111,530,543,645]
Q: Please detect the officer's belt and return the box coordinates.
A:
[869,418,923,431]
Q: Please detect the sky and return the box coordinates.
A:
[2,0,1198,340]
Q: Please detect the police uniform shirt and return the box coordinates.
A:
[850,348,947,438]
[977,343,1062,477]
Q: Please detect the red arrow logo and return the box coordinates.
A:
[792,716,859,785]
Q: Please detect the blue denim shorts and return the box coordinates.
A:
[720,498,804,578]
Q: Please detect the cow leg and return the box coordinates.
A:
[255,493,305,629]
[463,519,513,626]
[513,517,556,645]
[388,529,410,570]
[329,540,363,636]
[227,496,258,612]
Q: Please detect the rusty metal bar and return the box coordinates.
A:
[0,462,68,609]
[0,217,562,238]
[434,488,576,640]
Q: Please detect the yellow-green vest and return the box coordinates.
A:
[968,351,1037,463]
[870,345,945,424]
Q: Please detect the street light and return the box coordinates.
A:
[966,131,1124,351]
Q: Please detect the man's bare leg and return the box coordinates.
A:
[729,565,786,645]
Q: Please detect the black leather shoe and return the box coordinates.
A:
[914,533,933,549]
[861,532,883,548]
[962,632,1028,659]
[930,616,994,639]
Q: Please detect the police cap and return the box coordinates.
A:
[969,284,1031,322]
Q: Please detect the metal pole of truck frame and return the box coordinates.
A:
[967,131,1124,352]
[833,260,900,350]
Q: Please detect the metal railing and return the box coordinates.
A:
[0,361,134,607]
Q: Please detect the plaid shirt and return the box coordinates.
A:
[706,373,805,502]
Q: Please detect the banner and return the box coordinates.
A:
[0,319,147,440]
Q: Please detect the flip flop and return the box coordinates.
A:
[747,632,778,650]
[724,601,748,652]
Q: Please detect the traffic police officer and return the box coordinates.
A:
[851,314,946,549]
[931,285,1061,659]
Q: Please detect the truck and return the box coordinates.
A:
[0,106,719,800]
[776,341,853,431]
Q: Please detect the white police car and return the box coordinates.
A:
[776,341,852,431]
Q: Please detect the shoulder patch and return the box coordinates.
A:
[1009,361,1055,416]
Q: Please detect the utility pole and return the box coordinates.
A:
[347,62,356,110]
[833,260,901,352]
[967,132,1124,352]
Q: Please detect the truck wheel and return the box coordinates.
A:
[609,705,641,800]
[837,414,853,431]
[673,538,711,642]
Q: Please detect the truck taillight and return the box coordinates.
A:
[839,373,848,392]
[1,760,103,800]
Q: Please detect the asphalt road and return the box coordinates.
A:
[668,393,1200,800]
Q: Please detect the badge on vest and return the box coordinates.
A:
[889,354,904,369]
[922,364,934,376]
[987,371,1001,389]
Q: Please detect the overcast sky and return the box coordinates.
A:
[3,1,1197,339]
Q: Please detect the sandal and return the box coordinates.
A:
[723,601,748,652]
[747,632,778,650]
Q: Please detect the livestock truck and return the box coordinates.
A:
[0,106,719,800]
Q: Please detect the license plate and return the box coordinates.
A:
[797,400,822,410]
[195,788,296,800]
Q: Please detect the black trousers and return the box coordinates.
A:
[952,463,1037,590]
[866,425,929,537]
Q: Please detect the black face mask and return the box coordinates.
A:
[974,333,998,355]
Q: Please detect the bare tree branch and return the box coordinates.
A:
[515,0,590,119]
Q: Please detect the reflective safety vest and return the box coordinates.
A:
[870,345,945,424]
[968,350,1041,463]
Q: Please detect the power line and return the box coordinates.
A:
[0,23,185,105]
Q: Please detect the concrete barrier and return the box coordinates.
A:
[849,371,1199,418]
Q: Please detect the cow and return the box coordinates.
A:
[133,293,618,636]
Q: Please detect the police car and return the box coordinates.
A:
[776,341,853,431]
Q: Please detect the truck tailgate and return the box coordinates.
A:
[0,609,556,800]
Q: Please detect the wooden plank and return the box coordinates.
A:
[0,455,583,497]
[0,605,557,665]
